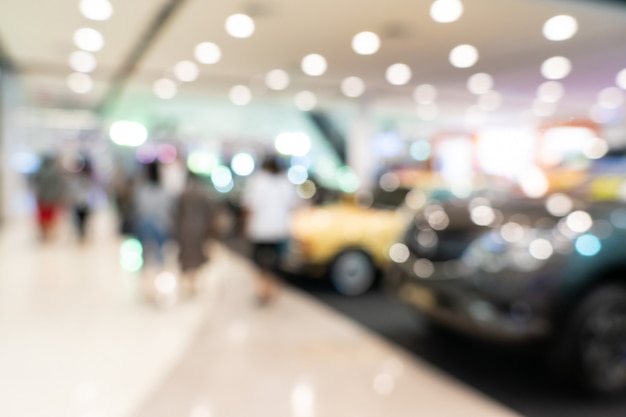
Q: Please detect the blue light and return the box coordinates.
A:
[575,234,602,257]
[410,140,432,161]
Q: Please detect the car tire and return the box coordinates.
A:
[555,284,626,396]
[329,250,377,296]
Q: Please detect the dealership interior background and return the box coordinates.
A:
[1,0,626,416]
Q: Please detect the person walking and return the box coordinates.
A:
[69,158,98,243]
[31,154,66,242]
[242,156,299,305]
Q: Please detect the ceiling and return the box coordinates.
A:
[1,0,626,126]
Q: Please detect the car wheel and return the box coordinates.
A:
[329,250,376,296]
[559,284,626,395]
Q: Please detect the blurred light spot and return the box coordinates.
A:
[155,272,177,296]
[195,42,221,64]
[541,56,571,80]
[379,172,400,192]
[225,14,255,38]
[80,0,113,21]
[275,132,311,156]
[336,166,360,193]
[430,0,464,23]
[566,210,593,233]
[478,90,502,111]
[427,210,450,231]
[386,63,412,85]
[610,208,626,229]
[67,72,93,94]
[449,44,478,68]
[537,81,564,103]
[174,60,199,82]
[413,84,437,104]
[373,373,395,395]
[518,167,549,198]
[291,383,315,417]
[383,357,404,378]
[543,15,578,41]
[389,243,410,263]
[227,320,249,344]
[575,234,601,257]
[546,194,573,217]
[532,99,556,117]
[288,165,308,185]
[413,258,434,278]
[469,301,496,322]
[467,73,493,94]
[109,121,147,147]
[153,78,177,100]
[136,144,158,164]
[417,229,438,248]
[352,31,380,55]
[598,87,624,109]
[416,103,439,121]
[211,166,233,188]
[265,69,290,90]
[301,54,327,76]
[471,205,495,226]
[11,152,40,174]
[229,85,252,106]
[589,104,613,124]
[617,68,626,90]
[297,180,317,199]
[591,219,613,239]
[69,51,96,73]
[450,181,473,198]
[529,238,553,260]
[405,189,427,210]
[120,238,143,272]
[500,222,525,243]
[295,91,317,111]
[158,144,177,164]
[355,190,373,208]
[410,140,431,161]
[74,28,104,52]
[341,76,365,97]
[231,152,255,176]
[187,151,218,175]
[583,137,609,159]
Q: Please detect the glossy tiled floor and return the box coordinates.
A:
[0,210,521,417]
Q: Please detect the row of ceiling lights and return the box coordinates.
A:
[66,0,114,95]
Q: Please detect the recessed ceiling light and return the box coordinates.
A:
[230,85,252,105]
[294,91,317,111]
[413,84,437,104]
[352,32,381,55]
[74,28,104,52]
[617,68,626,90]
[79,0,113,21]
[467,73,493,94]
[543,15,578,41]
[301,54,327,76]
[69,51,96,73]
[174,61,199,82]
[153,79,177,100]
[430,0,464,23]
[541,56,571,80]
[195,42,222,64]
[449,44,478,68]
[67,72,93,94]
[225,14,255,38]
[265,69,290,90]
[537,81,564,103]
[385,63,412,85]
[341,76,366,97]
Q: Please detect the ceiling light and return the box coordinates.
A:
[352,31,381,55]
[449,44,478,68]
[478,90,502,111]
[414,84,437,104]
[73,28,104,52]
[69,51,96,73]
[416,103,439,121]
[341,76,365,97]
[543,15,578,41]
[265,69,290,90]
[385,63,412,85]
[301,54,327,76]
[598,87,624,109]
[430,0,464,23]
[153,79,177,100]
[79,0,113,21]
[229,85,252,106]
[541,56,571,80]
[195,42,222,64]
[225,14,255,38]
[67,72,93,94]
[174,60,199,82]
[583,137,609,160]
[110,121,147,147]
[537,81,564,102]
[617,69,626,90]
[294,91,317,111]
[467,73,493,94]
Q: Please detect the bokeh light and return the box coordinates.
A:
[410,140,431,161]
[336,166,360,193]
[617,68,626,90]
[341,76,366,97]
[352,31,381,55]
[120,238,143,272]
[225,14,255,38]
[430,0,464,23]
[575,234,602,257]
[69,51,96,73]
[541,56,572,80]
[231,152,255,176]
[109,121,148,147]
[195,42,222,64]
[478,91,502,111]
[229,85,252,106]
[537,81,564,103]
[275,132,311,156]
[67,72,93,94]
[174,60,199,82]
[288,165,309,185]
[187,150,219,175]
[413,84,437,104]
[467,73,493,95]
[385,63,412,85]
[74,28,104,52]
[294,91,317,111]
[543,15,578,41]
[80,0,113,21]
[449,45,478,68]
[153,78,177,99]
[416,103,439,121]
[598,87,624,109]
[265,69,290,90]
[301,54,327,76]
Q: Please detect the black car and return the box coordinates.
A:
[386,193,626,395]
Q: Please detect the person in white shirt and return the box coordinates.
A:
[242,156,299,305]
